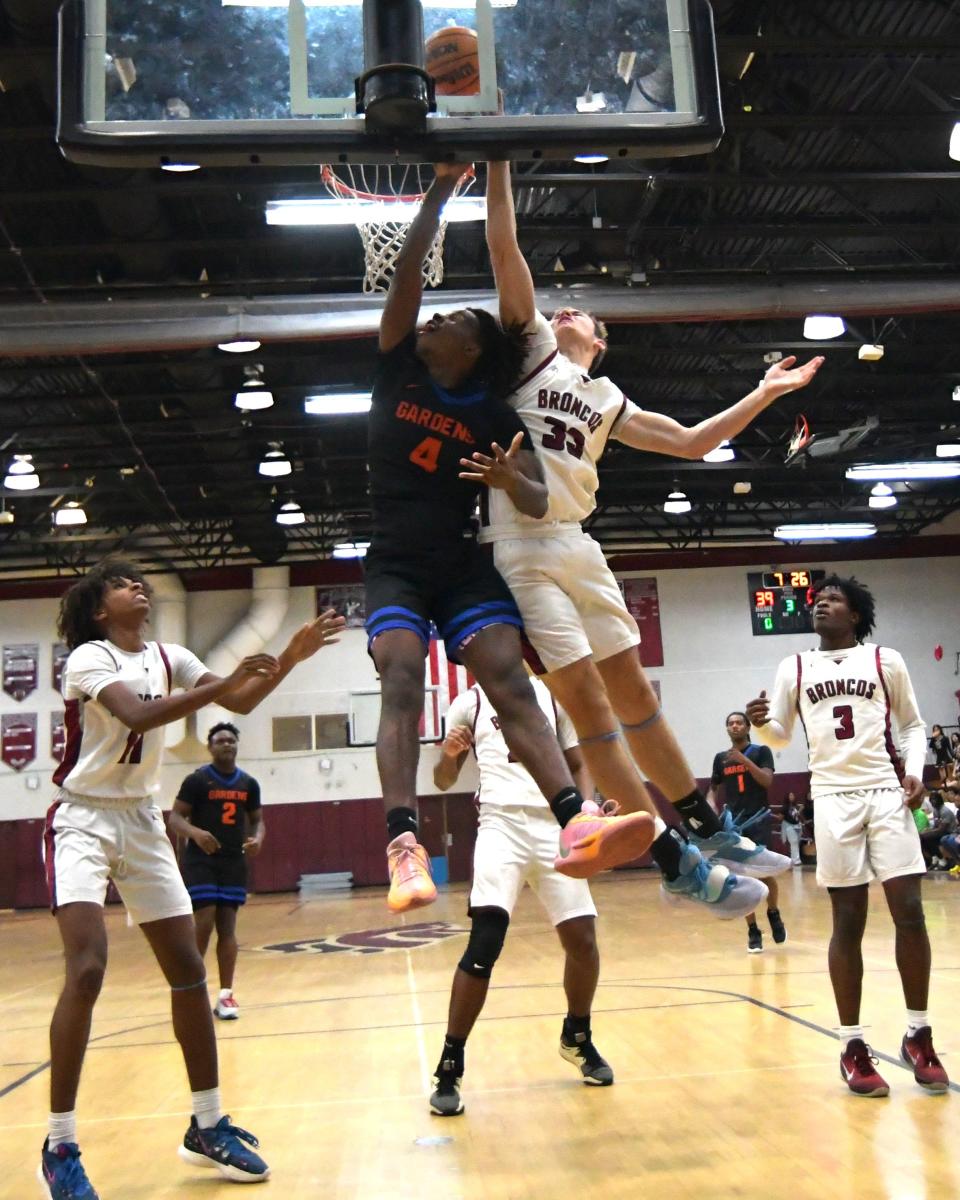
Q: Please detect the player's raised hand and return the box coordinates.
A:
[229,654,281,684]
[459,431,526,491]
[285,609,346,662]
[442,725,474,759]
[433,161,472,187]
[745,691,770,726]
[760,355,825,400]
[901,775,925,810]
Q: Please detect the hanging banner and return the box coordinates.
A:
[52,643,70,694]
[51,711,66,764]
[3,643,39,702]
[2,712,37,771]
[619,578,664,668]
[317,585,366,628]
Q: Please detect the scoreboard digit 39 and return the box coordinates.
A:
[748,569,826,636]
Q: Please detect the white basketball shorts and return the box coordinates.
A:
[492,529,640,672]
[469,805,597,925]
[813,787,926,888]
[43,790,193,924]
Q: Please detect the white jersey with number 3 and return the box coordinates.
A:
[752,642,927,799]
[444,676,577,810]
[478,313,642,539]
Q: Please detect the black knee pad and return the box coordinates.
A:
[458,908,510,979]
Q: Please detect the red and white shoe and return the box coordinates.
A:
[839,1039,889,1097]
[554,800,655,879]
[386,833,437,913]
[214,993,240,1020]
[901,1027,949,1092]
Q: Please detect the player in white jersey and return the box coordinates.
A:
[428,678,613,1116]
[39,558,344,1199]
[747,575,948,1097]
[471,160,824,917]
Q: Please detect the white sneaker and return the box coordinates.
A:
[214,993,240,1020]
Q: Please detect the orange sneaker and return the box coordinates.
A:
[554,800,655,879]
[386,832,437,912]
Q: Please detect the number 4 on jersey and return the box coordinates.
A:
[409,436,442,473]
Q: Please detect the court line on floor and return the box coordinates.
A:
[401,914,431,1096]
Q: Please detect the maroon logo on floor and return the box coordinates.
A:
[258,920,469,955]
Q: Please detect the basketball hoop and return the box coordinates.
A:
[320,163,477,294]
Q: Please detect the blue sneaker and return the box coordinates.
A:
[37,1139,100,1199]
[178,1115,271,1183]
[690,809,791,878]
[661,840,768,919]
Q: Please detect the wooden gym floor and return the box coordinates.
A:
[1,868,957,1200]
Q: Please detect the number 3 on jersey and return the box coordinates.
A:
[833,704,855,741]
[409,436,442,473]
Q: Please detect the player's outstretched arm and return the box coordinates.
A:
[215,608,346,715]
[459,431,547,518]
[614,354,826,459]
[379,164,469,352]
[486,160,537,329]
[97,654,281,734]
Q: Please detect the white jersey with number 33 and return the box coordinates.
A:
[478,313,642,539]
[752,642,927,799]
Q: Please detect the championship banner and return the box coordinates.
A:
[51,711,66,764]
[619,578,664,668]
[1,712,37,771]
[52,643,70,694]
[3,642,39,702]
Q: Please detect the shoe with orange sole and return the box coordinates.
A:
[387,832,438,912]
[554,801,655,879]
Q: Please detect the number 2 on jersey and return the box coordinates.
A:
[222,801,238,825]
[409,436,442,473]
[833,705,855,741]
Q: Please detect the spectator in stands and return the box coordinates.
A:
[918,791,957,870]
[929,724,951,786]
[781,792,803,866]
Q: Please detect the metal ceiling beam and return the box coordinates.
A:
[4,278,960,356]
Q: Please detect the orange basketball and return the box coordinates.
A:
[425,26,480,96]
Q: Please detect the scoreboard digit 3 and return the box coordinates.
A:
[748,568,826,636]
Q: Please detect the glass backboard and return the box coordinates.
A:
[58,0,722,166]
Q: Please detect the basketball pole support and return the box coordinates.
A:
[357,0,436,136]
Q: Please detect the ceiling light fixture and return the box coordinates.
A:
[258,445,292,477]
[663,489,691,515]
[3,454,39,490]
[845,461,960,482]
[935,442,960,458]
[774,522,876,541]
[160,162,201,173]
[275,501,305,526]
[702,440,735,463]
[217,340,261,353]
[868,482,897,509]
[332,541,370,559]
[54,501,88,527]
[304,393,372,415]
[265,196,486,227]
[803,315,845,339]
[574,154,609,165]
[235,365,274,411]
[950,120,960,163]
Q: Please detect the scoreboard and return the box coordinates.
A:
[748,569,826,636]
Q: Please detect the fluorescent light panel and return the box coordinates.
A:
[305,394,371,415]
[935,443,960,458]
[845,461,960,481]
[774,523,876,541]
[332,541,370,559]
[218,340,261,353]
[266,196,486,227]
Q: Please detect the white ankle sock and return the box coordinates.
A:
[906,1009,928,1036]
[653,816,667,838]
[219,988,233,1000]
[47,1111,77,1151]
[191,1087,222,1130]
[838,1024,864,1050]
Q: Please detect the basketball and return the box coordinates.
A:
[425,26,480,96]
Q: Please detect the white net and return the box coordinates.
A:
[321,164,476,294]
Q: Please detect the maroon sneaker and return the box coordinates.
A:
[840,1039,889,1097]
[901,1027,949,1092]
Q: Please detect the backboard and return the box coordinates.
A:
[58,0,722,167]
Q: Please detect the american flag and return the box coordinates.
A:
[422,636,474,738]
